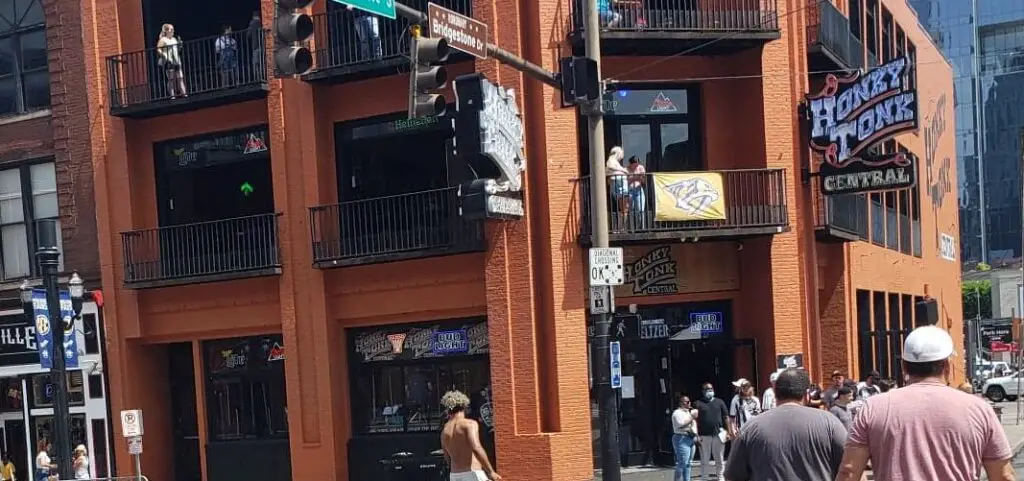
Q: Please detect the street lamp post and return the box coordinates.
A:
[19,219,85,480]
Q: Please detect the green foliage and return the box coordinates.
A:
[977,262,992,272]
[962,280,993,320]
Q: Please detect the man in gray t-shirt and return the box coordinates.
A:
[724,368,847,481]
[828,386,854,433]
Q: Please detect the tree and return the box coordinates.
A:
[962,280,993,320]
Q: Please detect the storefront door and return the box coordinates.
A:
[4,420,25,480]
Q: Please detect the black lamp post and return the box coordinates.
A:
[19,219,86,480]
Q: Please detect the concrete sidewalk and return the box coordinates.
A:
[595,399,1024,481]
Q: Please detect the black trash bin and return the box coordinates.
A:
[381,451,448,481]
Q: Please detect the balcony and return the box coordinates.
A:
[303,0,473,84]
[814,192,868,242]
[574,169,789,244]
[568,0,781,56]
[309,187,485,267]
[121,214,283,289]
[107,31,269,119]
[806,0,863,72]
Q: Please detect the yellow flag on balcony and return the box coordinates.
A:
[652,172,727,222]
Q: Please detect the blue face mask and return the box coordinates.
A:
[703,390,714,399]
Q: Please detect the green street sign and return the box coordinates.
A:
[331,0,395,19]
[240,182,254,196]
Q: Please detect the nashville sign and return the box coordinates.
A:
[806,56,919,195]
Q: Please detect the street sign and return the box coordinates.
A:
[120,409,144,438]
[127,436,143,455]
[330,0,395,19]
[427,3,488,59]
[609,341,622,389]
[589,285,614,315]
[588,247,624,286]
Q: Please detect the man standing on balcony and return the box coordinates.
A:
[248,11,264,76]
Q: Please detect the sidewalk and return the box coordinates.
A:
[596,399,1024,481]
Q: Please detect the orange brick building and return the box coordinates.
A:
[76,0,958,479]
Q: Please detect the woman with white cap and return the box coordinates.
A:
[71,445,89,480]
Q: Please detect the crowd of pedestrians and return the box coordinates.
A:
[668,325,1016,481]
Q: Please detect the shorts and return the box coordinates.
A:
[450,470,489,481]
[611,176,628,198]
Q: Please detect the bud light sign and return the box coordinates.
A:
[689,312,723,335]
[432,329,469,355]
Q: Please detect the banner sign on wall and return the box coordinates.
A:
[939,233,957,262]
[652,172,727,222]
[353,320,488,363]
[31,290,78,369]
[806,56,919,195]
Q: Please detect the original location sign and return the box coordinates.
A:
[428,2,488,59]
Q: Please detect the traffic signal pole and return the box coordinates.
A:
[408,27,420,118]
[579,0,619,478]
[393,2,559,88]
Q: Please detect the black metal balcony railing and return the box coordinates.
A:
[309,187,485,266]
[575,169,789,241]
[570,0,779,35]
[867,50,879,68]
[806,0,864,71]
[307,0,471,74]
[106,30,268,110]
[815,192,869,240]
[121,213,282,286]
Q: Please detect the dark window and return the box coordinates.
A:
[898,188,910,254]
[204,335,288,441]
[886,293,901,379]
[87,373,103,399]
[33,414,87,450]
[0,0,48,115]
[82,313,100,354]
[896,25,906,57]
[850,0,862,40]
[91,419,109,477]
[0,377,22,412]
[873,291,888,378]
[0,161,61,280]
[30,371,85,408]
[865,0,878,55]
[857,290,872,376]
[881,8,893,62]
[907,42,917,90]
[352,358,490,434]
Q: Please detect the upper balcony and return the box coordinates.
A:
[806,0,863,72]
[814,191,868,242]
[302,0,473,84]
[574,169,789,244]
[106,31,269,119]
[567,0,781,57]
[309,186,485,267]
[121,213,283,289]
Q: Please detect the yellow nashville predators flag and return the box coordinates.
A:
[652,172,728,222]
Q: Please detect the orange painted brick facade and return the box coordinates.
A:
[74,0,960,481]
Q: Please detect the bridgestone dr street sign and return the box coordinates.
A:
[428,2,488,59]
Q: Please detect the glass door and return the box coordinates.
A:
[607,118,700,174]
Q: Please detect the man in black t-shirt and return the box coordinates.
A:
[695,382,729,480]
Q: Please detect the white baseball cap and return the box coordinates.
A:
[903,325,956,363]
[731,378,750,387]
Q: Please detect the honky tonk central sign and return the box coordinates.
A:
[806,56,919,195]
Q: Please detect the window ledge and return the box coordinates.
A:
[0,109,51,126]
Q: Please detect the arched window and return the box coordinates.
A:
[0,0,47,115]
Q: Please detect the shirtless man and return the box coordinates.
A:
[440,390,501,481]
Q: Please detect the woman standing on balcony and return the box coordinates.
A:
[606,146,630,226]
[157,23,188,99]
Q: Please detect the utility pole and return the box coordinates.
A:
[581,0,619,479]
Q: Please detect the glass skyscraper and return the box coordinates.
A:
[910,0,1024,265]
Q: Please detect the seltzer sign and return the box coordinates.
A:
[807,56,919,195]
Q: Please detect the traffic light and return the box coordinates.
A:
[409,25,450,118]
[559,56,599,107]
[273,0,315,76]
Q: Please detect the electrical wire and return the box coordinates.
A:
[604,50,1024,84]
[607,0,832,80]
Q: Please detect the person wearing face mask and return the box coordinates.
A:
[694,382,729,480]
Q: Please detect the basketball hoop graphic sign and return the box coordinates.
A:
[387,333,407,354]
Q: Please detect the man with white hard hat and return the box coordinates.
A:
[836,325,1015,481]
[761,369,784,412]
